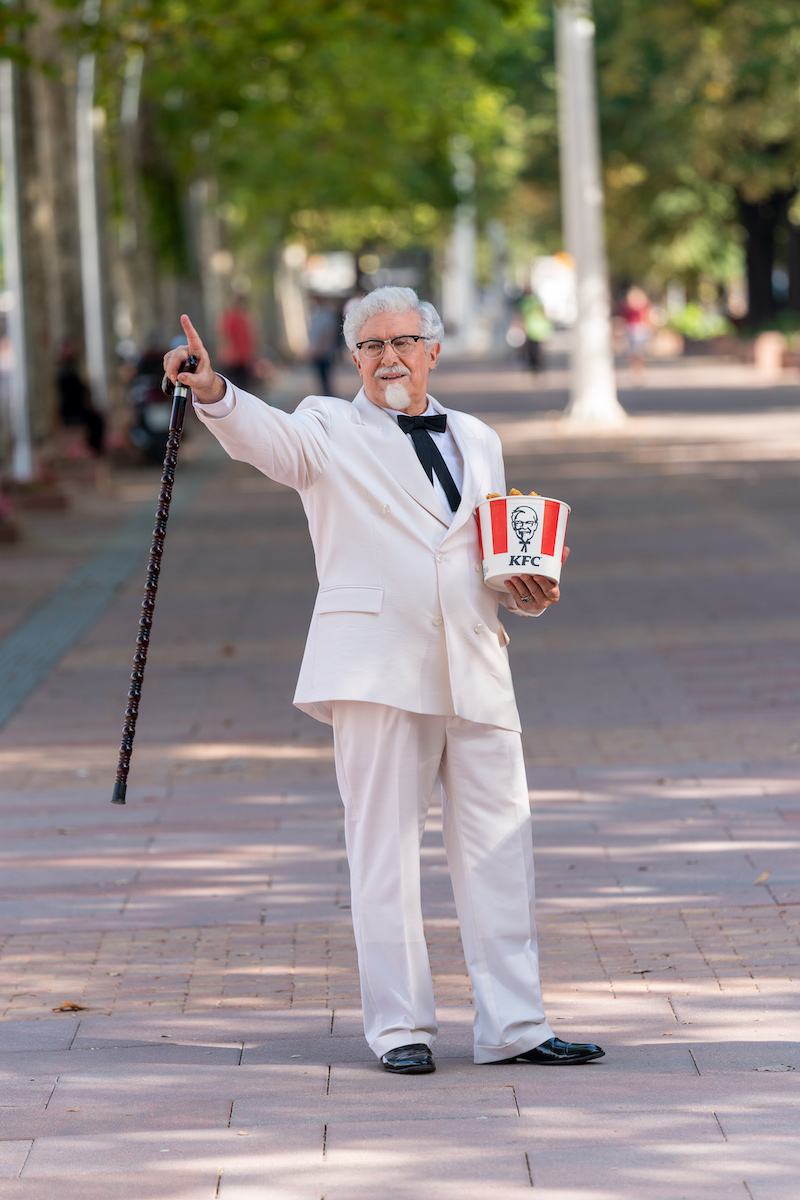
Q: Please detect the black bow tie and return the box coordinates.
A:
[396,412,461,512]
[397,413,448,435]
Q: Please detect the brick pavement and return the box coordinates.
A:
[1,353,799,1198]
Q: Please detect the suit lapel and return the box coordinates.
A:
[431,399,483,542]
[352,389,451,527]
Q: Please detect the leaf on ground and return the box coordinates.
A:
[754,870,771,884]
[52,1002,86,1012]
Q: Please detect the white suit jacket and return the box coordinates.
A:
[196,385,527,731]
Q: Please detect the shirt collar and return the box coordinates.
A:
[388,401,436,422]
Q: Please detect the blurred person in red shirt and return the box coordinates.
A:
[618,286,652,383]
[218,295,256,390]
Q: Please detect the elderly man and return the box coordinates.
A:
[165,286,603,1074]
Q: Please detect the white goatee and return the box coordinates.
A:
[383,381,412,411]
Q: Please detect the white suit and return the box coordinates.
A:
[196,384,553,1062]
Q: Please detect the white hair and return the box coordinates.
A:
[343,285,444,353]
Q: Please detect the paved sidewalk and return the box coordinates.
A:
[1,355,799,1199]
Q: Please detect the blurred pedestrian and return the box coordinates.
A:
[619,286,652,383]
[218,294,256,390]
[518,289,552,373]
[56,344,105,456]
[307,297,339,395]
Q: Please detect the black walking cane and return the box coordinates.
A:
[111,355,198,804]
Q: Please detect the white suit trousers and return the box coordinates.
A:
[330,701,554,1063]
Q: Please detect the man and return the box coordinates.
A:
[218,293,256,390]
[510,505,539,554]
[164,287,603,1075]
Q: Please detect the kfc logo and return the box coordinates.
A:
[510,505,539,553]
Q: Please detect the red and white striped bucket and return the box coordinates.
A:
[477,495,570,590]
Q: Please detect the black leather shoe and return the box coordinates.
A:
[493,1036,604,1065]
[381,1043,435,1074]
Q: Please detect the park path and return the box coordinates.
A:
[0,351,799,1199]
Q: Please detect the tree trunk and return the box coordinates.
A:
[738,191,791,329]
[16,55,56,444]
[786,210,800,315]
[556,0,625,426]
[28,1,85,353]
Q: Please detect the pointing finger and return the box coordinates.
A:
[180,313,204,355]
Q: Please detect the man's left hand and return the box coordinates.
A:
[504,546,570,614]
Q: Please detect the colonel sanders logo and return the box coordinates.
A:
[510,505,539,553]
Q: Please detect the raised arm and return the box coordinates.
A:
[164,313,330,492]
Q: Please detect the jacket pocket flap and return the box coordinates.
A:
[317,586,384,614]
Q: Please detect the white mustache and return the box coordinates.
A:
[374,364,411,378]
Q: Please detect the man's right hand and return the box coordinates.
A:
[163,314,226,404]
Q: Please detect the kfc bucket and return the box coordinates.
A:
[477,494,570,590]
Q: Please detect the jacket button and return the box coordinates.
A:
[432,616,443,626]
[474,623,484,634]
[380,504,390,514]
[435,552,444,563]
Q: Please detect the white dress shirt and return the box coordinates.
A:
[385,401,464,523]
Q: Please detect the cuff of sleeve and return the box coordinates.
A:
[192,376,234,418]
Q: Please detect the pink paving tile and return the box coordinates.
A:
[0,1097,233,1137]
[322,1117,532,1186]
[0,1141,32,1180]
[512,1071,800,1113]
[522,1142,797,1192]
[73,1010,333,1048]
[240,1037,368,1066]
[0,1021,80,1053]
[313,1185,535,1200]
[688,1041,800,1073]
[20,1125,323,1178]
[217,1181,326,1200]
[513,1109,724,1147]
[744,1184,800,1200]
[0,1178,217,1200]
[49,1064,327,1109]
[1,1045,242,1069]
[233,1084,518,1127]
[0,1075,58,1107]
[715,1113,800,1139]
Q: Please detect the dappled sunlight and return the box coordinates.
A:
[491,410,800,480]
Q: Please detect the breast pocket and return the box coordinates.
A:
[316,586,384,614]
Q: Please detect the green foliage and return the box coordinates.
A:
[91,0,549,260]
[594,0,800,289]
[17,0,800,296]
[668,301,733,340]
[0,5,37,63]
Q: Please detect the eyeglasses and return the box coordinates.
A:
[355,335,425,359]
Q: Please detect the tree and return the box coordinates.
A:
[594,0,800,323]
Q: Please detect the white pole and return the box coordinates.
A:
[555,0,625,425]
[76,0,108,409]
[441,135,478,346]
[0,59,34,481]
